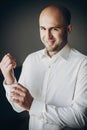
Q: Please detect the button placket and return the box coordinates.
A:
[42,66,51,99]
[41,56,57,123]
[42,56,57,102]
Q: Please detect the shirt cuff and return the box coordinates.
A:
[3,78,17,98]
[29,99,45,117]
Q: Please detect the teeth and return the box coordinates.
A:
[48,41,54,44]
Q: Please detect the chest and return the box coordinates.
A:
[28,58,79,106]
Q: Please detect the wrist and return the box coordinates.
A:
[5,75,15,85]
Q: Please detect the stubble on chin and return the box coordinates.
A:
[46,42,65,53]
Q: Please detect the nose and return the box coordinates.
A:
[46,30,53,39]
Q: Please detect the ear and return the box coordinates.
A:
[67,24,72,34]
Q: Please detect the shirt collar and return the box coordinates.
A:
[58,44,71,60]
[40,44,71,60]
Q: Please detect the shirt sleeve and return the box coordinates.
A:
[3,79,25,113]
[3,56,31,113]
[43,58,87,129]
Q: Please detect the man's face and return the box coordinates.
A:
[39,7,72,55]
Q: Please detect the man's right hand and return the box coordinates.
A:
[0,53,16,85]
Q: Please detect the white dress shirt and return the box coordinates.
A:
[4,44,87,130]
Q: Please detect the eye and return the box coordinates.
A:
[52,27,60,31]
[40,27,46,31]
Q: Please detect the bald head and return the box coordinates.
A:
[39,5,72,56]
[39,5,71,26]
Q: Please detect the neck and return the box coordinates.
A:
[47,43,67,57]
[47,51,58,57]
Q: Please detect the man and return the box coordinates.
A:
[0,5,87,130]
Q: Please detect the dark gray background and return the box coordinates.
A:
[0,0,87,66]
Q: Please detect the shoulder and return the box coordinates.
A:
[23,49,44,65]
[70,47,87,62]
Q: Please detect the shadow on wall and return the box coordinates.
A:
[0,66,29,130]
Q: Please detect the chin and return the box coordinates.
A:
[46,48,55,52]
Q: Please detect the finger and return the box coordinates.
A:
[11,83,27,95]
[5,60,16,69]
[1,53,11,63]
[10,98,20,104]
[10,98,25,109]
[10,90,25,102]
[10,94,24,105]
[6,64,15,71]
[1,53,16,64]
[10,90,25,99]
[11,83,28,93]
[4,55,16,66]
[11,88,26,97]
[5,53,16,61]
[10,92,21,98]
[10,96,23,105]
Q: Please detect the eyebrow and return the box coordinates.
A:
[40,25,67,30]
[53,25,67,28]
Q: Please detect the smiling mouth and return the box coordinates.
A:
[46,40,55,46]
